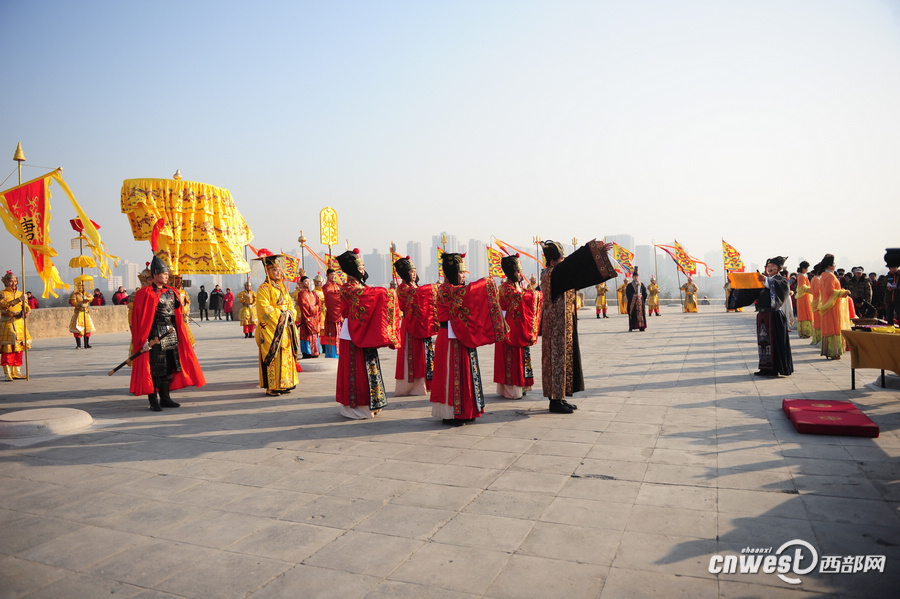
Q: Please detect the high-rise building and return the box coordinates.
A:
[634,244,654,278]
[406,241,422,274]
[363,248,388,287]
[467,238,487,279]
[124,261,139,289]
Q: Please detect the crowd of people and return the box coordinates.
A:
[2,247,896,419]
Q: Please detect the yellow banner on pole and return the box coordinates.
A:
[320,207,338,246]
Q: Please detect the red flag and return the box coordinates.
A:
[0,175,67,296]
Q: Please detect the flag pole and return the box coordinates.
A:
[722,239,728,310]
[675,261,684,313]
[652,239,659,281]
[13,143,29,381]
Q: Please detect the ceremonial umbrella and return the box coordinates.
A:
[120,174,253,275]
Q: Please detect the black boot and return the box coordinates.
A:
[84,336,91,349]
[75,336,81,349]
[148,393,162,412]
[549,399,574,414]
[158,381,180,408]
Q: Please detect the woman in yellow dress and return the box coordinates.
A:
[681,277,699,313]
[68,275,95,349]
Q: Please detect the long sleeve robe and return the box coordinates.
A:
[541,240,616,401]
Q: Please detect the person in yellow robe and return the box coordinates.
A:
[595,282,608,318]
[681,277,699,313]
[313,273,326,334]
[809,267,823,345]
[647,276,660,316]
[616,278,628,314]
[1,270,31,381]
[723,280,743,312]
[238,281,258,339]
[817,254,850,359]
[172,275,196,347]
[255,254,299,395]
[795,261,814,338]
[68,276,95,349]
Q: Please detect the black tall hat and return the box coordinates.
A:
[885,248,900,268]
[541,240,565,262]
[393,256,414,283]
[501,254,522,280]
[150,254,169,275]
[766,256,787,269]
[441,252,466,285]
[336,249,365,280]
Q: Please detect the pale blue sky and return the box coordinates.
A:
[2,0,899,276]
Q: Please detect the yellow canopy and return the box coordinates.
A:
[121,178,253,275]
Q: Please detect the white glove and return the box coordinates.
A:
[142,341,151,352]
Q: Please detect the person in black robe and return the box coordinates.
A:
[625,268,648,332]
[753,255,793,377]
[540,239,616,413]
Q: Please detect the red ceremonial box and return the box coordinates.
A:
[782,399,879,438]
[781,399,859,418]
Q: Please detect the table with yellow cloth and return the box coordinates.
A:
[841,329,900,390]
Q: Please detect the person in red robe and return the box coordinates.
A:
[321,269,343,358]
[431,252,507,425]
[129,256,205,411]
[335,249,400,419]
[494,254,542,399]
[393,256,438,396]
[223,288,235,321]
[294,275,321,358]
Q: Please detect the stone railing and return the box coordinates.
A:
[19,306,130,340]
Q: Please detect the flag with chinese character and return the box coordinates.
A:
[722,239,745,272]
[437,247,444,278]
[486,246,504,277]
[0,170,109,297]
[612,243,635,275]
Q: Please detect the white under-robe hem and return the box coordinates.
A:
[394,377,427,397]
[339,404,376,419]
[431,402,455,419]
[496,383,524,399]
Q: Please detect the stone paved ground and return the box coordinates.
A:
[1,307,898,598]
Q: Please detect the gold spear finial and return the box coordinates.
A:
[13,142,25,162]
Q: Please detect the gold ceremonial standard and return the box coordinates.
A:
[320,207,338,246]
